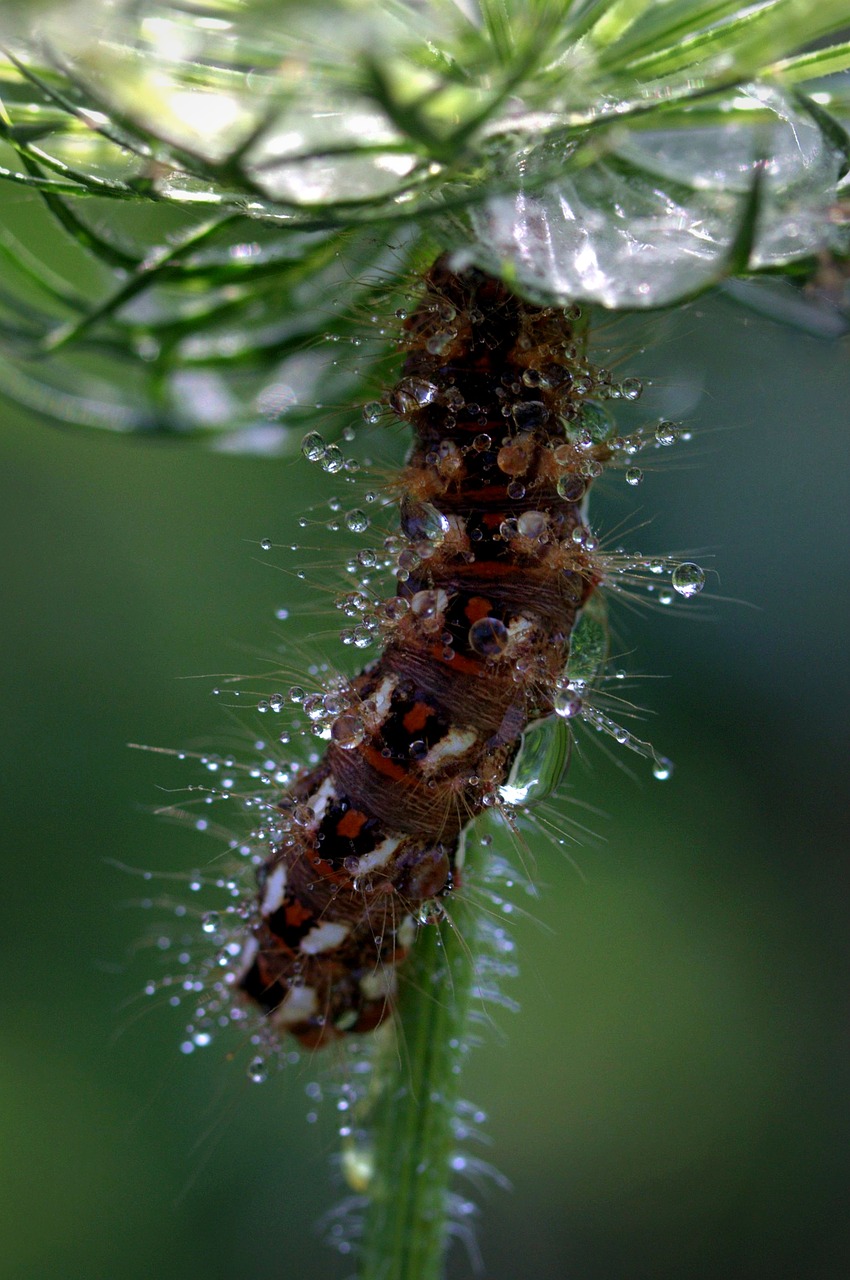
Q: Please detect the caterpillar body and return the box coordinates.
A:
[234,255,690,1049]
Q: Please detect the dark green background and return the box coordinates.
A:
[1,264,848,1279]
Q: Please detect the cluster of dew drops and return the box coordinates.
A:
[295,296,708,590]
[255,312,708,778]
[285,417,706,632]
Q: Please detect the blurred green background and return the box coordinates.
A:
[1,221,849,1280]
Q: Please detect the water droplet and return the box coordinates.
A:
[579,402,613,441]
[652,756,674,781]
[362,401,382,424]
[417,899,446,925]
[512,400,549,430]
[620,377,643,401]
[410,588,448,621]
[201,912,220,935]
[399,495,449,546]
[625,467,643,486]
[341,1138,375,1193]
[671,562,705,598]
[566,600,609,683]
[247,1055,268,1083]
[345,509,369,533]
[517,511,548,539]
[321,445,344,474]
[331,713,366,750]
[655,421,681,446]
[426,329,456,355]
[557,473,586,502]
[260,538,272,551]
[468,616,509,657]
[500,715,572,804]
[303,694,325,721]
[389,377,439,415]
[554,689,583,719]
[381,596,410,622]
[301,431,326,461]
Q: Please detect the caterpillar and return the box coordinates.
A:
[233,254,700,1048]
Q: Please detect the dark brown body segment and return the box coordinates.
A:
[237,257,605,1046]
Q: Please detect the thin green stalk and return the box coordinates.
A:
[358,840,484,1280]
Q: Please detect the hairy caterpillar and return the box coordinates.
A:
[233,255,701,1048]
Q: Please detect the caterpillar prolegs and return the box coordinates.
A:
[235,256,699,1048]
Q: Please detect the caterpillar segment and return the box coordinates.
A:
[237,257,609,1046]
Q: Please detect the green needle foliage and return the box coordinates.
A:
[1,4,848,1279]
[0,0,847,444]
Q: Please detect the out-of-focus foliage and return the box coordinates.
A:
[0,0,848,445]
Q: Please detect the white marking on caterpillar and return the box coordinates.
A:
[360,968,398,1001]
[260,863,288,915]
[397,914,417,950]
[366,675,397,724]
[507,615,537,645]
[423,726,478,772]
[348,836,402,876]
[309,776,338,822]
[411,587,449,618]
[273,984,318,1026]
[233,934,259,982]
[300,921,351,955]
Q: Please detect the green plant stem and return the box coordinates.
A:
[358,841,483,1280]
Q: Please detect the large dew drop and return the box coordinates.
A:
[499,717,572,806]
[331,713,367,750]
[399,495,450,546]
[671,562,705,598]
[468,616,509,657]
[301,431,326,461]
